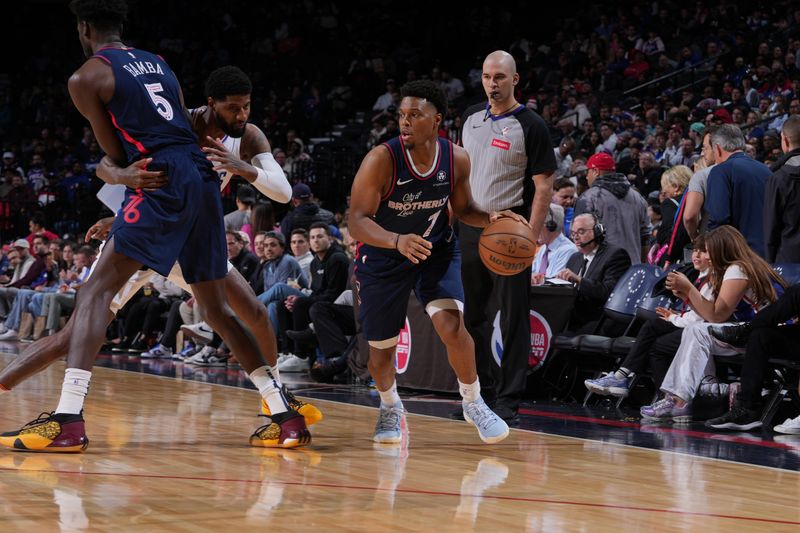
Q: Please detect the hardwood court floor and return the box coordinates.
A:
[0,354,798,531]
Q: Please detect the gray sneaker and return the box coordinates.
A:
[463,398,510,444]
[373,403,405,443]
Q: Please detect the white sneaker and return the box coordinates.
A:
[0,329,18,341]
[141,344,173,359]
[277,354,310,373]
[180,322,214,344]
[184,346,228,366]
[774,414,800,435]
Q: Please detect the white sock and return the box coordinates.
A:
[378,381,402,407]
[269,364,282,386]
[459,378,480,403]
[249,366,288,415]
[615,367,634,379]
[55,368,92,415]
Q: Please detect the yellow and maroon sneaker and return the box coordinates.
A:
[260,385,323,426]
[249,410,311,449]
[0,412,89,453]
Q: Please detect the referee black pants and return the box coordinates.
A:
[459,222,531,411]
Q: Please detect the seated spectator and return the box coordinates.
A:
[631,151,662,197]
[279,183,336,237]
[639,226,785,423]
[226,230,259,282]
[553,139,575,178]
[241,202,276,250]
[114,275,185,352]
[574,152,650,264]
[35,245,95,339]
[25,212,59,247]
[290,228,313,282]
[555,213,632,333]
[224,184,255,231]
[551,177,576,236]
[0,237,49,332]
[249,232,270,295]
[278,223,349,372]
[532,205,577,281]
[586,235,711,398]
[706,284,800,431]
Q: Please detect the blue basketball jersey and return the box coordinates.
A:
[92,47,198,162]
[374,136,454,243]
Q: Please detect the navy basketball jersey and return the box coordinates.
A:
[92,47,198,162]
[374,136,454,243]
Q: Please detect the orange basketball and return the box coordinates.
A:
[478,218,539,276]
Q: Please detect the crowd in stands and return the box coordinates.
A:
[2,1,800,429]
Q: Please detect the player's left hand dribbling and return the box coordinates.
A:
[489,210,530,227]
[397,234,432,264]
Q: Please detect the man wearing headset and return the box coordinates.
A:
[573,152,650,264]
[556,213,631,333]
[531,204,577,282]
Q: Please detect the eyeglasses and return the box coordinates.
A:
[570,228,592,238]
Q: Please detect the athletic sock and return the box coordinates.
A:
[268,364,282,386]
[249,366,288,415]
[458,378,480,403]
[378,381,402,407]
[615,367,634,379]
[55,368,92,415]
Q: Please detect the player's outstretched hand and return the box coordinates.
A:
[203,136,252,177]
[397,234,432,264]
[489,210,530,227]
[118,158,167,190]
[85,217,115,242]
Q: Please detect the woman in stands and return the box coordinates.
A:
[639,226,786,422]
[584,233,712,399]
[648,165,692,266]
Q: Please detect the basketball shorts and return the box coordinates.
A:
[108,145,227,284]
[355,237,464,341]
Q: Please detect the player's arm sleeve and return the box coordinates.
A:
[251,152,292,204]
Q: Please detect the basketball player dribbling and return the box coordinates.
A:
[0,66,322,444]
[0,0,309,452]
[349,80,526,444]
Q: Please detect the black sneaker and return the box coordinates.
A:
[707,322,752,348]
[705,406,762,431]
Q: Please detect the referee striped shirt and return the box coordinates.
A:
[461,103,556,215]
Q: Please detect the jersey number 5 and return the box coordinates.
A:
[144,83,174,121]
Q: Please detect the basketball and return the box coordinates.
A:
[478,218,538,275]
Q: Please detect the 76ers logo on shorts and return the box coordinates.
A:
[491,310,553,369]
[394,318,412,374]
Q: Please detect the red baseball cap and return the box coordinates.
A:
[586,152,616,172]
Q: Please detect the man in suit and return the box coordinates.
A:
[556,213,631,332]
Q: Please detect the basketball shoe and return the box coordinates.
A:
[249,410,311,448]
[463,398,510,444]
[373,403,405,444]
[260,385,323,426]
[0,412,89,452]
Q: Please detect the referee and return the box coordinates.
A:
[458,50,556,422]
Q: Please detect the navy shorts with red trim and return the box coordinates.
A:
[108,145,226,284]
[354,231,464,341]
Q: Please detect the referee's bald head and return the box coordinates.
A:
[484,50,517,75]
